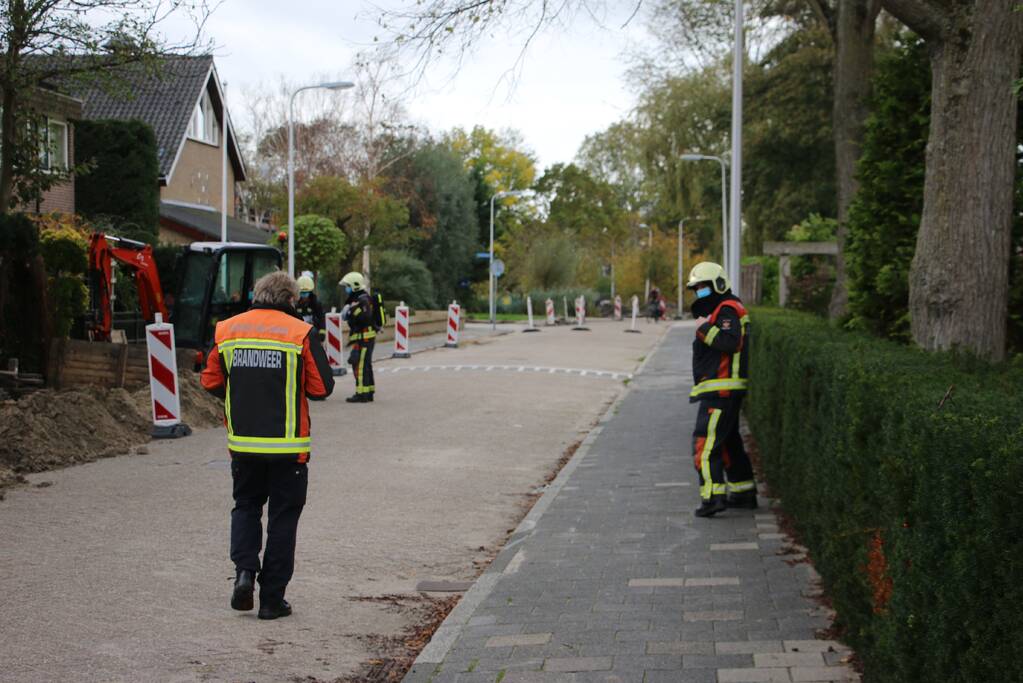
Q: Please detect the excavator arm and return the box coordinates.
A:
[87,233,169,342]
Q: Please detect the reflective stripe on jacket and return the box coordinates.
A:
[200,304,334,462]
[690,297,750,401]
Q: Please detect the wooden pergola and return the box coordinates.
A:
[763,241,838,308]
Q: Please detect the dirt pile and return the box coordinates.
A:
[0,373,223,478]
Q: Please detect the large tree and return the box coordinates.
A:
[881,0,1023,360]
[0,0,212,210]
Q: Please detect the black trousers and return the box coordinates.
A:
[349,339,375,395]
[692,396,756,501]
[230,458,308,603]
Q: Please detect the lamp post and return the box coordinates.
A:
[640,222,652,301]
[602,227,616,301]
[729,0,744,294]
[287,80,355,277]
[489,190,527,330]
[680,153,728,268]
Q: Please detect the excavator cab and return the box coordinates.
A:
[170,242,282,353]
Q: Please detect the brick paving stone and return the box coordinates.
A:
[754,653,827,668]
[789,666,860,681]
[401,328,858,683]
[717,669,793,682]
[543,656,613,672]
[487,633,553,648]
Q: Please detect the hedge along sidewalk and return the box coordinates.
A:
[746,308,1023,683]
[403,322,858,683]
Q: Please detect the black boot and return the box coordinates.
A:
[346,393,370,403]
[231,569,255,611]
[258,599,292,620]
[726,491,759,509]
[694,495,727,518]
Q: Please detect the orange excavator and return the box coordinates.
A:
[86,233,283,354]
[86,233,167,342]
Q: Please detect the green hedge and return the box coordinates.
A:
[74,119,160,243]
[746,308,1023,683]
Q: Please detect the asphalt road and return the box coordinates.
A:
[0,319,665,682]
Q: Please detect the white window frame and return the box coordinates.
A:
[45,118,68,171]
[187,90,219,146]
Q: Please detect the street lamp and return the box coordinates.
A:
[677,217,700,319]
[602,227,616,301]
[729,0,744,294]
[489,190,527,330]
[680,153,728,269]
[640,222,652,302]
[287,80,355,277]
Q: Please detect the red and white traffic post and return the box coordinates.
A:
[324,309,347,376]
[571,295,590,331]
[145,313,191,438]
[445,301,461,348]
[393,302,411,358]
[614,295,623,321]
[625,295,642,334]
[524,296,540,332]
[545,298,556,326]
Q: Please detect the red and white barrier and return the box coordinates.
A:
[545,298,556,326]
[614,295,622,321]
[393,302,411,358]
[524,297,540,333]
[145,313,191,438]
[445,301,461,348]
[325,310,347,375]
[571,296,590,331]
[625,295,642,334]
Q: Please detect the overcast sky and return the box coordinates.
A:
[159,1,651,171]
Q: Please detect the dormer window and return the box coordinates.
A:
[187,89,219,145]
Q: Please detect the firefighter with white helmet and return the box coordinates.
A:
[295,274,326,343]
[339,272,378,403]
[686,261,757,517]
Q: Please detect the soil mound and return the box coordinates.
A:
[0,373,223,477]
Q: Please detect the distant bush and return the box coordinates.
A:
[746,308,1023,683]
[33,215,89,338]
[372,250,436,310]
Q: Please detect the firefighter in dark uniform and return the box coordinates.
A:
[340,271,377,403]
[686,262,757,517]
[201,271,335,619]
[295,274,326,343]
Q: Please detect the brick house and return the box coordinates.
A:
[65,55,266,244]
[20,86,84,215]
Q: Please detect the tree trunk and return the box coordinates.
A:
[908,3,1022,360]
[828,0,880,319]
[0,84,18,212]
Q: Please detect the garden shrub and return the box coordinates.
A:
[746,308,1023,682]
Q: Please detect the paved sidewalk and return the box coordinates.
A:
[404,323,858,683]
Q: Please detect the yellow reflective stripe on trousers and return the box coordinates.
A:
[690,378,748,397]
[728,480,756,493]
[357,346,367,392]
[350,330,376,341]
[703,326,720,346]
[228,436,311,453]
[700,408,722,500]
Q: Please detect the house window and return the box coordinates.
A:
[187,90,219,145]
[39,118,68,171]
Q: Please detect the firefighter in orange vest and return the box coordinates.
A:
[686,262,757,517]
[201,271,334,619]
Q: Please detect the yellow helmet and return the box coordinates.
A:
[339,271,366,292]
[296,275,315,293]
[687,262,730,294]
